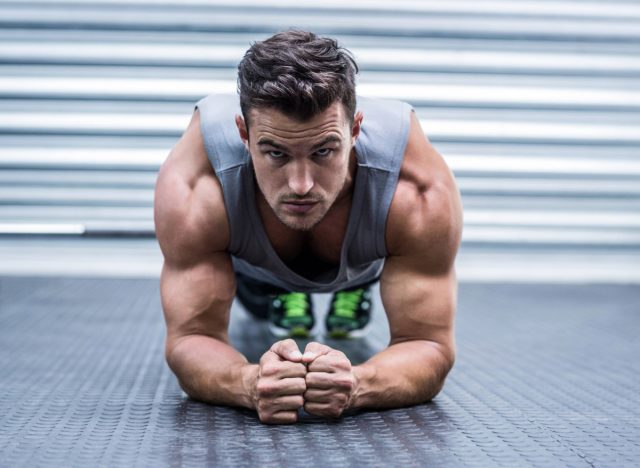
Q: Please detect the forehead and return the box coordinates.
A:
[249,102,348,141]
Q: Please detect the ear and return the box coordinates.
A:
[350,111,363,143]
[235,114,249,147]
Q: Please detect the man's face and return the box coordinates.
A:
[236,102,362,232]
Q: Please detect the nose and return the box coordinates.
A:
[287,160,314,196]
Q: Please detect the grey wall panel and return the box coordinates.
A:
[0,0,638,251]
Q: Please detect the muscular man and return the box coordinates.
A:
[154,30,463,424]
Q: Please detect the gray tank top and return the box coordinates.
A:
[195,93,413,293]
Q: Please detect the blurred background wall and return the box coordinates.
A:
[0,0,639,282]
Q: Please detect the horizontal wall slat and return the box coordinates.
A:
[0,0,638,252]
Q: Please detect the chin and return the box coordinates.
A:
[276,209,326,232]
[279,215,321,232]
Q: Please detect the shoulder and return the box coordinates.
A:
[154,109,230,266]
[385,111,463,272]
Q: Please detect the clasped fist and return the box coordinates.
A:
[253,339,356,424]
[302,342,355,419]
[254,339,307,424]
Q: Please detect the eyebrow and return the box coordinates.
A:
[311,135,342,149]
[257,135,342,151]
[257,138,286,150]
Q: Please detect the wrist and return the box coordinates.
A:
[350,363,375,410]
[239,363,260,410]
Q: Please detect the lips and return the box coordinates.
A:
[282,201,318,214]
[284,200,316,205]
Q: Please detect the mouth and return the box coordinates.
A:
[282,200,318,214]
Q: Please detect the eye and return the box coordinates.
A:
[315,148,333,157]
[267,150,286,159]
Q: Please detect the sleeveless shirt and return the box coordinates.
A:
[194,93,413,293]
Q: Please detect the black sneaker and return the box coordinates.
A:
[268,292,315,338]
[325,286,373,338]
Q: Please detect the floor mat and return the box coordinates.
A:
[0,276,638,467]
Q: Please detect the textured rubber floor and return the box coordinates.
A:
[0,276,638,467]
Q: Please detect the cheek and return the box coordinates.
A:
[327,158,349,186]
[255,168,284,198]
[316,169,343,195]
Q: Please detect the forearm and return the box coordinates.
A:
[167,334,258,409]
[350,340,454,410]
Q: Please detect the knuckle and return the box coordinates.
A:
[281,338,296,349]
[256,380,275,397]
[261,362,279,377]
[259,352,272,366]
[292,377,307,393]
[314,354,329,363]
[284,361,306,375]
[307,341,325,352]
[271,340,282,351]
[258,411,272,424]
[271,339,291,356]
[304,373,317,386]
[336,376,354,391]
[308,358,326,371]
[303,389,319,401]
[332,350,349,363]
[310,376,327,389]
[305,341,318,352]
[337,357,351,370]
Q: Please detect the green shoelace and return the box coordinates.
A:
[274,292,309,318]
[332,289,364,319]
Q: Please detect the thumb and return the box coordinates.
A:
[302,341,332,364]
[270,339,303,362]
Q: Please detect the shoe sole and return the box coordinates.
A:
[268,323,313,338]
[325,321,372,339]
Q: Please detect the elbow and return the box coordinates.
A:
[421,373,449,403]
[437,341,456,381]
[165,342,203,402]
[164,336,193,390]
[424,344,456,402]
[164,336,183,373]
[175,377,200,402]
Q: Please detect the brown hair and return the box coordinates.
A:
[237,29,359,135]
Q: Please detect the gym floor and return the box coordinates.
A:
[1,275,638,467]
[2,0,640,465]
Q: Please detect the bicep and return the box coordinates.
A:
[154,159,235,351]
[380,181,462,360]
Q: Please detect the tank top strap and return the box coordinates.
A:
[349,96,414,262]
[194,93,252,257]
[194,93,248,173]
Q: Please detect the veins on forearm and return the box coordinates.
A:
[354,340,453,409]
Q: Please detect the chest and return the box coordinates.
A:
[260,198,351,277]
